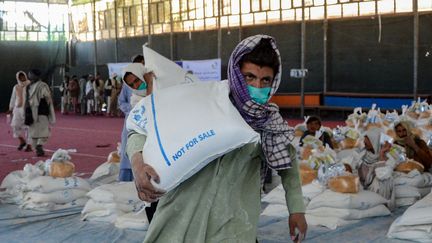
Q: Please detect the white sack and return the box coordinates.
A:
[26,176,91,193]
[395,185,421,199]
[306,204,390,220]
[81,198,145,215]
[395,197,418,207]
[393,171,432,188]
[396,192,432,226]
[115,210,149,231]
[21,197,88,212]
[301,180,326,201]
[388,192,432,242]
[261,184,285,205]
[418,187,432,197]
[127,81,260,192]
[86,182,141,204]
[24,189,88,204]
[307,189,388,210]
[1,163,44,189]
[82,209,124,223]
[89,161,120,186]
[261,204,288,218]
[143,45,200,90]
[305,214,360,230]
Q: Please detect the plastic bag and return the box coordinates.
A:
[332,126,345,143]
[387,144,407,163]
[50,149,74,162]
[317,162,347,185]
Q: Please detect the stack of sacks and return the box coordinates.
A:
[393,169,432,207]
[21,176,91,211]
[306,189,390,230]
[261,180,325,217]
[387,192,432,242]
[0,162,45,204]
[81,182,147,230]
[89,152,120,186]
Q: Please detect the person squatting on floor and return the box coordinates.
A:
[25,69,56,157]
[8,71,32,152]
[127,35,307,242]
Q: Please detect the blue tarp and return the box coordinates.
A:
[0,203,409,243]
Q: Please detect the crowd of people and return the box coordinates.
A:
[59,72,123,117]
[7,34,432,242]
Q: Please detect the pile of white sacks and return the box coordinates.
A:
[81,182,148,230]
[0,161,90,211]
[387,191,432,242]
[263,100,432,231]
[393,170,432,207]
[305,189,390,229]
[0,148,150,230]
[262,181,391,230]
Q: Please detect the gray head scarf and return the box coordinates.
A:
[363,128,382,165]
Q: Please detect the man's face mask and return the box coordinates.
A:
[247,85,271,104]
[137,81,147,90]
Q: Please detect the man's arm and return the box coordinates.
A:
[126,131,164,202]
[277,159,306,214]
[277,144,307,241]
[118,86,132,115]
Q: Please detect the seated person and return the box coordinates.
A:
[358,128,394,204]
[394,121,432,172]
[299,116,333,149]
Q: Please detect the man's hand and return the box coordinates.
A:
[131,152,165,202]
[288,213,307,242]
[380,141,392,161]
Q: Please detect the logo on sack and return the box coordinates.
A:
[132,105,148,129]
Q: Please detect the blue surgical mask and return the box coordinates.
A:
[137,81,147,90]
[247,85,271,104]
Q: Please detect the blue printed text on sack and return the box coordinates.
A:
[171,129,216,162]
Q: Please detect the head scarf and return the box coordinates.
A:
[228,34,292,170]
[363,127,382,165]
[15,71,30,108]
[122,63,147,97]
[394,121,416,158]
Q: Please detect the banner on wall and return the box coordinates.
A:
[181,59,221,82]
[107,62,131,79]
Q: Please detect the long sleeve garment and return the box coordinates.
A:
[127,132,305,243]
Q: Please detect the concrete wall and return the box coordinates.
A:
[2,13,432,111]
[0,41,66,111]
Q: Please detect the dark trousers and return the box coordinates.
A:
[145,201,159,222]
